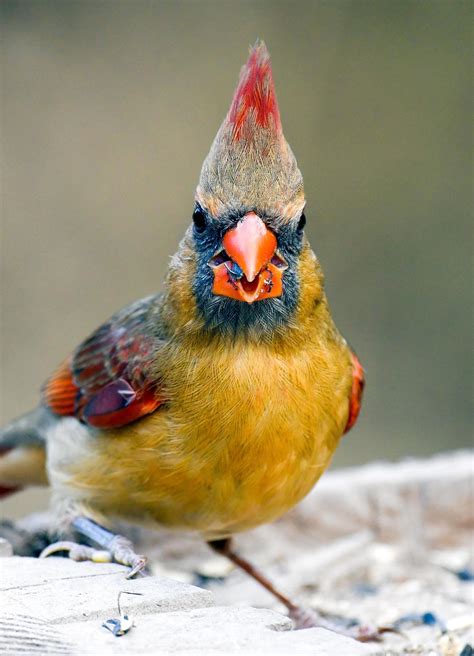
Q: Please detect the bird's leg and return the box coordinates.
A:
[208,538,385,641]
[208,538,301,612]
[40,516,147,579]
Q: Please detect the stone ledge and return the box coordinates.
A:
[0,610,380,656]
[0,557,380,655]
[58,607,380,656]
[292,449,474,546]
[0,557,214,625]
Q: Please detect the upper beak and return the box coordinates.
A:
[222,212,277,282]
[209,212,287,303]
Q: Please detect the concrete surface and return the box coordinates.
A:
[1,557,213,624]
[0,557,380,655]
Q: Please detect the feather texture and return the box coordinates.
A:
[344,352,365,433]
[42,296,164,428]
[45,245,359,538]
[228,40,281,142]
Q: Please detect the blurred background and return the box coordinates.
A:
[1,0,471,518]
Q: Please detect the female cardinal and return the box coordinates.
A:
[0,41,365,634]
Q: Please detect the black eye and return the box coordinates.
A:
[192,206,207,233]
[297,212,306,232]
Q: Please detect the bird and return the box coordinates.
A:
[0,41,367,636]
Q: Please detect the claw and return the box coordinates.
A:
[39,540,73,559]
[126,557,148,579]
[349,624,384,642]
[351,625,398,642]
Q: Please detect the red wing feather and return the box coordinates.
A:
[42,295,164,429]
[344,351,365,434]
[42,358,78,416]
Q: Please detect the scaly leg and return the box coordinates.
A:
[40,516,147,579]
[208,538,385,641]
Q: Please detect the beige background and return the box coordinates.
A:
[1,1,472,517]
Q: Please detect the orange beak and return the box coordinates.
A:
[209,213,288,303]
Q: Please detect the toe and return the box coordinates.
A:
[288,606,387,642]
[40,541,112,563]
[40,541,79,559]
[288,606,322,630]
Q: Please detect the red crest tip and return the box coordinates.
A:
[227,40,281,142]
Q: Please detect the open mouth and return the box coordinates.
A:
[209,250,287,303]
[240,276,260,295]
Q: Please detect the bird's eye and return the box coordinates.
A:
[192,207,207,233]
[297,213,306,232]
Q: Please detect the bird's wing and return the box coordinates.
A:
[42,295,166,429]
[344,351,365,433]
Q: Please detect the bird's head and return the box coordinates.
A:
[168,41,323,340]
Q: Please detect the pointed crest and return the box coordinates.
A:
[197,41,304,220]
[227,40,281,142]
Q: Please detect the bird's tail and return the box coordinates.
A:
[0,407,53,498]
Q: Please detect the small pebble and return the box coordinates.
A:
[459,646,474,656]
[0,538,13,558]
[102,615,134,637]
[195,557,234,579]
[353,582,378,597]
[446,613,474,632]
[456,569,474,582]
[438,633,461,656]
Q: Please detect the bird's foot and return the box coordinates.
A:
[288,605,390,642]
[40,535,147,579]
[108,535,148,578]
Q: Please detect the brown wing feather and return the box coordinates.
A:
[42,295,165,428]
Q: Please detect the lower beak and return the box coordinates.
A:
[209,212,287,304]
